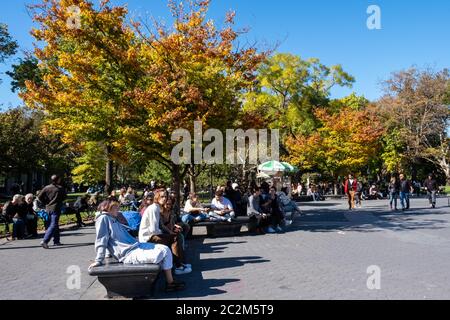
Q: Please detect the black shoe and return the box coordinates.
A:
[53,243,64,247]
[165,280,185,292]
[256,227,265,235]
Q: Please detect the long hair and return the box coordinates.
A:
[98,199,120,213]
[153,189,167,204]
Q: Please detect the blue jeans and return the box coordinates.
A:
[389,192,398,209]
[399,192,410,210]
[427,191,437,205]
[181,213,209,224]
[12,218,25,239]
[43,212,61,244]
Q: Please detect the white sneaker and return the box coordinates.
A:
[266,227,276,234]
[175,266,192,275]
[227,218,232,223]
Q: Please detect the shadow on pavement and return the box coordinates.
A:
[299,202,342,207]
[0,242,94,250]
[288,204,449,234]
[154,238,269,299]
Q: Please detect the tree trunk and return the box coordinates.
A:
[438,158,450,186]
[189,175,196,195]
[333,173,339,195]
[105,145,114,195]
[188,165,196,194]
[172,163,181,215]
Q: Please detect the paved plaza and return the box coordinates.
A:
[1,197,450,300]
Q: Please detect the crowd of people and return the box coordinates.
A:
[344,173,441,211]
[0,171,444,293]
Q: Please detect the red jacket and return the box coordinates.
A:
[345,179,358,194]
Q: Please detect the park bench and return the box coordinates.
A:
[88,257,161,299]
[293,195,314,202]
[190,216,251,238]
[323,195,344,200]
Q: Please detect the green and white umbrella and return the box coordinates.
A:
[258,160,288,172]
[258,160,298,174]
[281,162,298,172]
[256,171,272,179]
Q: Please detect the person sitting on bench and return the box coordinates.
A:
[267,187,284,233]
[247,187,270,234]
[209,190,235,222]
[181,193,209,224]
[139,189,192,276]
[88,199,185,293]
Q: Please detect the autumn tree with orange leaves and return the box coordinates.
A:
[22,0,265,196]
[285,105,385,189]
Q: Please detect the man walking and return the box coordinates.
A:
[38,175,67,249]
[399,174,414,211]
[344,174,358,210]
[423,174,439,209]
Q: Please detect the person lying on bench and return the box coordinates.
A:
[88,199,185,292]
[181,193,209,224]
[139,189,192,276]
[209,190,235,222]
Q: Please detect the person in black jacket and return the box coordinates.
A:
[388,177,400,211]
[24,194,38,238]
[3,195,27,240]
[73,195,88,227]
[423,174,439,209]
[38,175,67,249]
[399,174,414,211]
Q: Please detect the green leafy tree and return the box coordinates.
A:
[377,68,450,183]
[72,142,107,186]
[6,55,43,93]
[0,22,18,86]
[0,23,17,64]
[138,161,172,186]
[242,53,355,136]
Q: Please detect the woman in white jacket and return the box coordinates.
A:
[89,199,185,292]
[139,189,192,275]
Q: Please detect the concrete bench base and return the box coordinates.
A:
[205,223,243,237]
[193,217,250,238]
[89,260,161,299]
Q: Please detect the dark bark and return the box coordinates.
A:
[172,163,181,215]
[105,145,114,195]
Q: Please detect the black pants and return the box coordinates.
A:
[248,215,270,232]
[75,210,83,225]
[270,209,283,227]
[26,217,38,237]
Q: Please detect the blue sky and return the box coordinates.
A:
[1,0,449,109]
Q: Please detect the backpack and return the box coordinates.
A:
[121,211,142,231]
[37,210,49,222]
